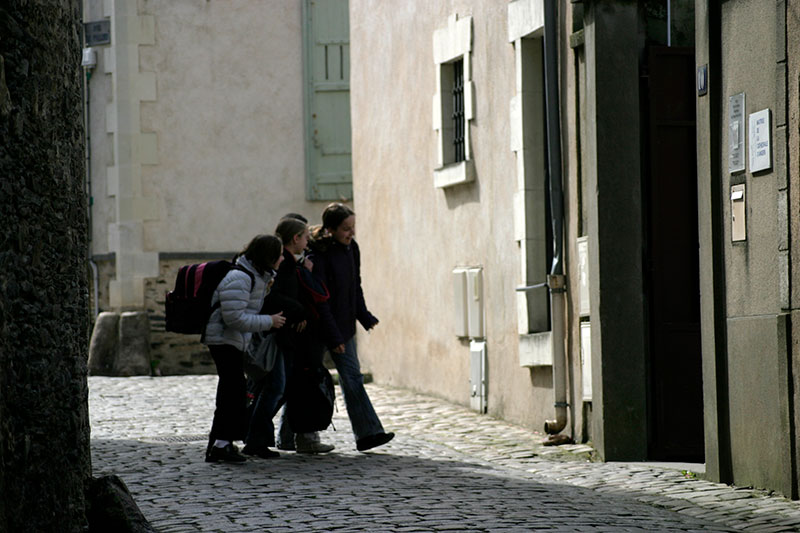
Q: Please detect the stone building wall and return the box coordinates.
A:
[0,0,92,530]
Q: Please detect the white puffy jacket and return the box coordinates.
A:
[203,256,274,351]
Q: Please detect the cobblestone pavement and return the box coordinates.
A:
[90,376,800,532]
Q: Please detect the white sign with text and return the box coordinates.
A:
[749,108,772,173]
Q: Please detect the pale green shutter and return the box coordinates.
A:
[303,0,352,201]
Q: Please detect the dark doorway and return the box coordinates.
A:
[643,46,704,462]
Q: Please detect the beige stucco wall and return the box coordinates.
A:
[350,0,574,432]
[85,0,328,310]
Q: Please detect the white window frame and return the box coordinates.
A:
[508,0,553,367]
[433,14,475,188]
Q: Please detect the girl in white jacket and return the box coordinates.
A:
[204,234,286,463]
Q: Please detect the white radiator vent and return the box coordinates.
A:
[470,340,487,413]
[581,321,592,401]
[453,266,484,339]
[466,267,484,338]
[577,236,590,317]
[452,267,469,337]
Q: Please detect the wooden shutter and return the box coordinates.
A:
[303,0,352,201]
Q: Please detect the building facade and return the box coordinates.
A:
[82,0,352,373]
[82,0,800,499]
[696,0,800,498]
[350,0,800,499]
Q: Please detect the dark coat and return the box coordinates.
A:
[311,238,378,349]
[261,250,324,363]
[261,250,305,325]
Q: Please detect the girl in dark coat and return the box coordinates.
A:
[244,217,335,456]
[310,203,394,451]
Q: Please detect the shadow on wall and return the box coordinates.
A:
[443,170,481,210]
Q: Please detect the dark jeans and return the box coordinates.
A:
[245,349,290,449]
[330,336,384,441]
[209,344,247,443]
[248,330,327,448]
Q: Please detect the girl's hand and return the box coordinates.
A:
[332,344,345,354]
[294,320,307,332]
[270,311,286,329]
[303,257,314,271]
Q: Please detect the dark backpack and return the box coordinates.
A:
[286,363,335,433]
[165,260,254,335]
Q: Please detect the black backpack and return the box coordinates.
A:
[286,363,335,433]
[165,260,254,335]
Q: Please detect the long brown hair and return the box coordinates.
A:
[275,218,307,246]
[240,234,282,275]
[310,202,355,241]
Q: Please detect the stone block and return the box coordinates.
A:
[86,475,157,533]
[116,311,152,376]
[88,312,120,376]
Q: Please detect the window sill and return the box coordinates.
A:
[434,160,475,189]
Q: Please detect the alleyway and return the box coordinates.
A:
[90,376,800,532]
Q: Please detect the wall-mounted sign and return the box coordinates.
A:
[728,93,746,173]
[84,20,111,46]
[748,108,772,173]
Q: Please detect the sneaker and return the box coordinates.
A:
[295,433,335,454]
[242,445,280,459]
[205,443,247,463]
[356,432,395,452]
[276,441,296,451]
[296,440,335,454]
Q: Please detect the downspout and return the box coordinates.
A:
[82,45,99,319]
[667,0,672,47]
[543,0,568,436]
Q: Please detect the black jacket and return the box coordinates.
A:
[262,250,305,325]
[261,250,325,361]
[312,238,378,349]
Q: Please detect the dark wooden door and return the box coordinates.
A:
[645,46,704,462]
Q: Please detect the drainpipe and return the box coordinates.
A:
[89,258,99,319]
[667,0,672,47]
[542,0,568,436]
[82,46,99,319]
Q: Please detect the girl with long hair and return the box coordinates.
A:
[203,234,286,463]
[310,203,394,452]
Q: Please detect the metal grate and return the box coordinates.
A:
[139,435,207,443]
[452,59,465,162]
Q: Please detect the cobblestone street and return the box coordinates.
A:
[90,376,800,532]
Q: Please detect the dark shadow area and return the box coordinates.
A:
[442,175,481,210]
[91,438,735,532]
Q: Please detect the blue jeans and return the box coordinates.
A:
[330,336,385,441]
[245,350,288,449]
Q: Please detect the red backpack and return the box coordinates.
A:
[165,260,254,335]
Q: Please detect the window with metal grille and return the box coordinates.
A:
[452,59,465,163]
